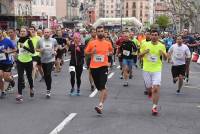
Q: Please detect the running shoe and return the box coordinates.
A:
[69,89,76,96]
[176,89,184,95]
[46,90,51,99]
[120,75,123,79]
[0,92,6,99]
[16,95,23,102]
[144,90,148,95]
[30,88,35,98]
[123,81,128,87]
[91,85,95,92]
[173,78,178,84]
[152,107,158,116]
[95,106,103,114]
[76,89,80,96]
[129,74,133,79]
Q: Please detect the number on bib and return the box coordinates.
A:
[123,50,130,56]
[94,55,104,62]
[0,53,6,61]
[147,54,158,62]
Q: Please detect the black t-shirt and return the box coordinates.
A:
[120,40,137,59]
[55,37,66,47]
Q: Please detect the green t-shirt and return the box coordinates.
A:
[31,36,40,57]
[141,41,166,72]
[17,40,33,63]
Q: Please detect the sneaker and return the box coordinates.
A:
[30,88,35,98]
[152,107,158,116]
[173,79,177,84]
[39,77,44,82]
[123,81,128,87]
[176,90,183,95]
[185,77,189,83]
[76,89,80,96]
[16,95,23,102]
[129,74,133,79]
[91,85,95,92]
[0,92,6,99]
[120,75,123,79]
[46,90,51,99]
[95,106,103,114]
[144,90,148,95]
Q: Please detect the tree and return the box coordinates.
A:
[155,15,170,31]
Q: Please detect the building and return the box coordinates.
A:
[66,0,81,20]
[95,0,154,24]
[0,0,32,29]
[31,0,56,28]
[56,0,67,20]
[154,0,170,18]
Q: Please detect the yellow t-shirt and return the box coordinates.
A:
[141,41,166,72]
[31,36,40,56]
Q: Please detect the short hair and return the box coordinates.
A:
[8,28,15,32]
[150,29,160,35]
[29,26,36,31]
[96,25,104,31]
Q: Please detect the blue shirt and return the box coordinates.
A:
[164,37,174,49]
[0,38,15,64]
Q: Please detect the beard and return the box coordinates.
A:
[97,34,104,39]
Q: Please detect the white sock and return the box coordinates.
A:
[153,104,157,109]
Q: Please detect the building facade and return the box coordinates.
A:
[56,0,67,20]
[0,0,32,29]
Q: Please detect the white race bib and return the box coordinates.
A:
[44,42,52,49]
[123,50,130,56]
[0,53,6,61]
[147,54,158,62]
[94,55,105,62]
[69,66,75,72]
[175,51,184,59]
[19,48,28,55]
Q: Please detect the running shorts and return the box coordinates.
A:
[143,71,161,88]
[171,64,186,78]
[90,66,108,91]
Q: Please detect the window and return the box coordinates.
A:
[41,0,44,5]
[126,10,128,17]
[111,5,113,8]
[132,2,136,8]
[140,2,143,8]
[140,10,143,17]
[46,0,49,6]
[132,10,136,17]
[33,0,36,5]
[107,10,109,13]
[51,0,54,6]
[126,2,128,8]
[111,10,113,13]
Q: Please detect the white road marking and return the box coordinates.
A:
[49,113,77,134]
[117,65,120,69]
[89,89,98,98]
[13,74,18,78]
[83,66,87,70]
[64,59,70,62]
[184,85,200,90]
[197,105,200,108]
[108,72,115,79]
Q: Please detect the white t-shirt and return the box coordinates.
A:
[168,43,191,66]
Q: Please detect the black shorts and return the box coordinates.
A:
[118,56,123,62]
[171,64,186,78]
[0,64,13,72]
[32,56,41,65]
[91,66,108,91]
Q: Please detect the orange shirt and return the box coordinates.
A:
[85,39,113,68]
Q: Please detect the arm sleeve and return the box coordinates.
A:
[23,39,35,54]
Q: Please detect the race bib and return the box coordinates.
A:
[123,50,130,56]
[44,42,52,49]
[19,48,28,55]
[69,66,75,72]
[0,53,6,61]
[147,54,158,62]
[94,55,105,62]
[175,51,184,59]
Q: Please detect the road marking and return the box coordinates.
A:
[184,85,200,90]
[117,65,120,69]
[108,72,115,79]
[89,88,98,98]
[64,59,70,62]
[49,113,77,134]
[83,66,87,70]
[197,105,200,108]
[190,71,200,74]
[13,74,18,78]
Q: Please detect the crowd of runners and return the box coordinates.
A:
[0,25,200,116]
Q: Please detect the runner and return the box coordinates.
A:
[168,36,191,94]
[139,29,167,115]
[29,26,41,82]
[85,26,113,114]
[0,29,16,98]
[110,30,118,65]
[85,28,96,92]
[36,28,58,98]
[16,27,35,102]
[119,33,137,86]
[68,33,85,96]
[54,29,67,74]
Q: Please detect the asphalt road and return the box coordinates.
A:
[0,58,200,134]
